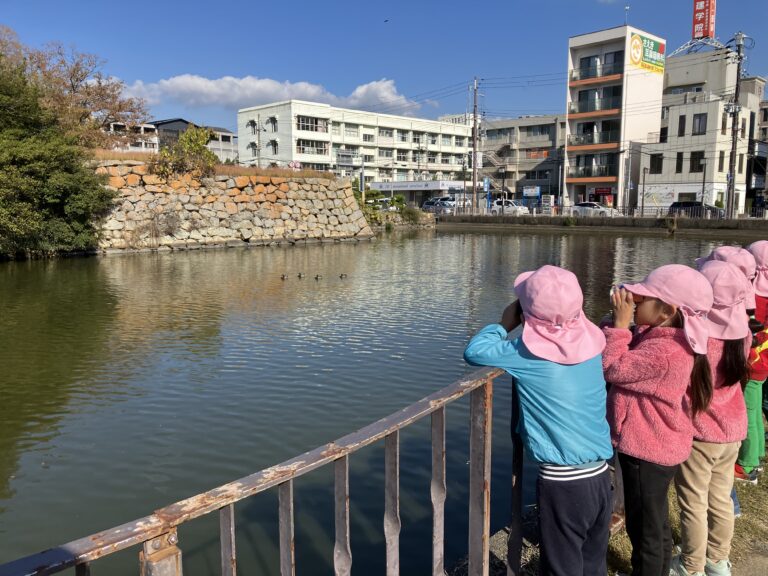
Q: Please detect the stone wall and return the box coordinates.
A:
[95,161,373,251]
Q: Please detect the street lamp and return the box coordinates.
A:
[641,166,648,217]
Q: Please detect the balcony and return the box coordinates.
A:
[567,131,620,151]
[568,97,621,115]
[566,164,618,183]
[569,63,624,85]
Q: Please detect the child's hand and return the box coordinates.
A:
[500,300,523,333]
[611,288,634,329]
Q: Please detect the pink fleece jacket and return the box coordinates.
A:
[692,338,748,443]
[603,326,694,466]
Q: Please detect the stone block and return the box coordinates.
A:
[270,177,287,185]
[108,176,126,188]
[125,173,141,186]
[143,174,163,185]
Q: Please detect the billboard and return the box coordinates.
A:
[523,186,541,198]
[692,0,716,40]
[629,33,666,74]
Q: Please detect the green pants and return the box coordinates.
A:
[737,379,766,471]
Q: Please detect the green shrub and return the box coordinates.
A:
[149,126,218,178]
[400,205,421,224]
[562,216,577,227]
[0,61,112,257]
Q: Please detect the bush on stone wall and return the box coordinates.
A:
[149,126,218,179]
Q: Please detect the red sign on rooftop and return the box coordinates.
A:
[692,0,716,40]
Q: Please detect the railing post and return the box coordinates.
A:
[431,407,447,576]
[140,529,182,576]
[75,564,91,576]
[334,456,352,576]
[468,379,493,576]
[506,379,523,576]
[279,480,296,576]
[219,504,237,576]
[384,431,401,576]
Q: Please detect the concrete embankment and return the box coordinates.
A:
[95,161,373,252]
[438,214,768,237]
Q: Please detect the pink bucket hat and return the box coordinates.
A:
[696,246,757,309]
[699,261,750,340]
[513,265,605,365]
[621,264,713,354]
[747,240,768,297]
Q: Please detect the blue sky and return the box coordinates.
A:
[3,0,766,131]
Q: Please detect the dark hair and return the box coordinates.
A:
[720,338,750,389]
[690,353,713,415]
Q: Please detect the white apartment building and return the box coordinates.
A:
[565,26,666,208]
[237,100,472,185]
[640,50,765,214]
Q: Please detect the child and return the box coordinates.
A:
[603,264,713,576]
[464,265,613,576]
[698,246,764,482]
[672,261,750,576]
[746,240,768,325]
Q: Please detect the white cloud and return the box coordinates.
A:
[125,74,419,115]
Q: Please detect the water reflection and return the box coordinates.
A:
[0,229,753,573]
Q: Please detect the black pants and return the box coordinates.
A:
[537,468,613,576]
[618,452,679,576]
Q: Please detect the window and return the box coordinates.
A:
[412,133,422,144]
[527,125,551,137]
[761,128,768,141]
[661,106,670,119]
[441,155,450,164]
[428,153,438,163]
[429,134,437,145]
[397,150,408,162]
[379,128,393,138]
[363,154,374,163]
[739,153,744,174]
[345,124,359,137]
[397,130,409,142]
[763,109,768,122]
[221,135,231,143]
[721,113,728,135]
[455,137,464,147]
[676,153,684,173]
[678,115,687,137]
[741,118,747,137]
[659,127,668,143]
[692,113,707,135]
[649,154,664,174]
[296,116,328,132]
[331,123,340,135]
[378,148,393,158]
[267,117,278,132]
[296,139,328,155]
[718,150,725,172]
[268,140,278,155]
[363,133,374,143]
[442,135,452,146]
[689,151,705,173]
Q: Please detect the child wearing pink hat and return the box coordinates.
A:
[464,265,613,576]
[696,246,764,482]
[603,264,714,576]
[671,261,750,576]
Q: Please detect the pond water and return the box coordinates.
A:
[0,228,752,574]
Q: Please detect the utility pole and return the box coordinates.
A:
[360,156,365,206]
[726,32,745,219]
[471,77,479,215]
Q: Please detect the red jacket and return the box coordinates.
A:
[748,326,768,381]
[693,338,748,443]
[754,294,768,326]
[603,326,694,466]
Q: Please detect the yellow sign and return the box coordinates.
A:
[629,33,665,74]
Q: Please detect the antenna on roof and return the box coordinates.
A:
[625,3,630,25]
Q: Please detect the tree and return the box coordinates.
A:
[0,58,113,257]
[1,25,148,148]
[150,126,218,178]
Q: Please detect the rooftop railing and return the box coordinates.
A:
[0,366,524,576]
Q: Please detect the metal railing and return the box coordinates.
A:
[570,62,624,81]
[0,367,524,576]
[567,164,618,178]
[568,97,622,114]
[568,131,620,146]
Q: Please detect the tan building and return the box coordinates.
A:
[481,115,566,200]
[565,26,666,208]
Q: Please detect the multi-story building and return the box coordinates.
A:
[107,119,238,163]
[640,50,765,214]
[565,26,666,208]
[481,115,566,200]
[236,100,472,185]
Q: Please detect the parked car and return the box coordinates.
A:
[489,199,530,216]
[421,198,440,212]
[570,202,619,217]
[433,200,454,215]
[667,201,724,219]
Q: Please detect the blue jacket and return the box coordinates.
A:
[464,324,613,466]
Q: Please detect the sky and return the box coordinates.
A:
[3,0,766,131]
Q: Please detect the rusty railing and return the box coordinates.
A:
[0,366,525,576]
